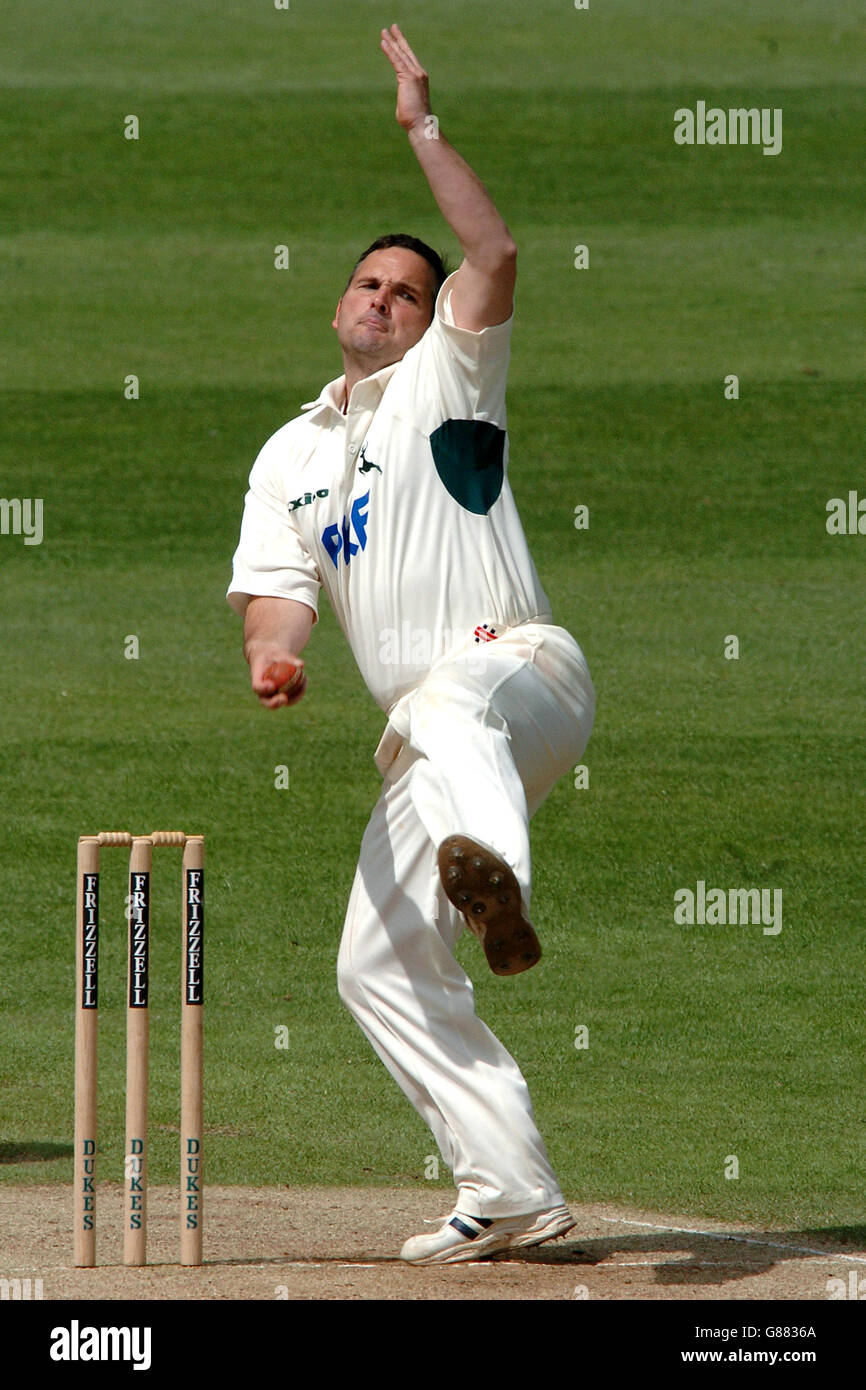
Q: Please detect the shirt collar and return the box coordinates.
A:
[301,359,401,418]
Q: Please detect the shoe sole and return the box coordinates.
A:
[438,835,541,976]
[508,1210,576,1249]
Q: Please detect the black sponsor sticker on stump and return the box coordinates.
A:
[128,871,149,1008]
[185,868,203,1005]
[81,872,99,1009]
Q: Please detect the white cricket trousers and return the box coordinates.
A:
[337,623,595,1219]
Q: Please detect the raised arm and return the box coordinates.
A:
[380,24,517,332]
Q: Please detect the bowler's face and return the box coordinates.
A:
[332,247,437,371]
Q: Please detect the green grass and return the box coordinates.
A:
[0,0,864,1232]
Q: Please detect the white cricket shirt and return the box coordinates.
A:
[227,271,553,723]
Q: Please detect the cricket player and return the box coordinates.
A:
[228,26,595,1264]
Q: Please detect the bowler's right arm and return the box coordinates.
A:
[243,596,314,708]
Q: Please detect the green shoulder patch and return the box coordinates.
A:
[429,418,505,515]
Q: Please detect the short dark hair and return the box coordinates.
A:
[345,234,449,312]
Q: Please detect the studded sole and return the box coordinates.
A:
[437,834,541,976]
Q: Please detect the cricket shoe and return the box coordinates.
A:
[437,834,541,976]
[400,1205,576,1265]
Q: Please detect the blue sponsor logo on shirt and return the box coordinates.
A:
[322,490,370,568]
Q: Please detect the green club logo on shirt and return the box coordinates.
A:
[358,444,382,475]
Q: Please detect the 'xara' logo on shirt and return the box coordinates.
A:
[288,488,329,513]
[322,491,370,568]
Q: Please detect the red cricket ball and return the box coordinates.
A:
[263,660,301,693]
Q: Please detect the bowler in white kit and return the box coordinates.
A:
[228,26,595,1264]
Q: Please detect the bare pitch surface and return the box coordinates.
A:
[3,1186,864,1301]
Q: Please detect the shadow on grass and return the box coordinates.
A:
[0,1141,72,1164]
